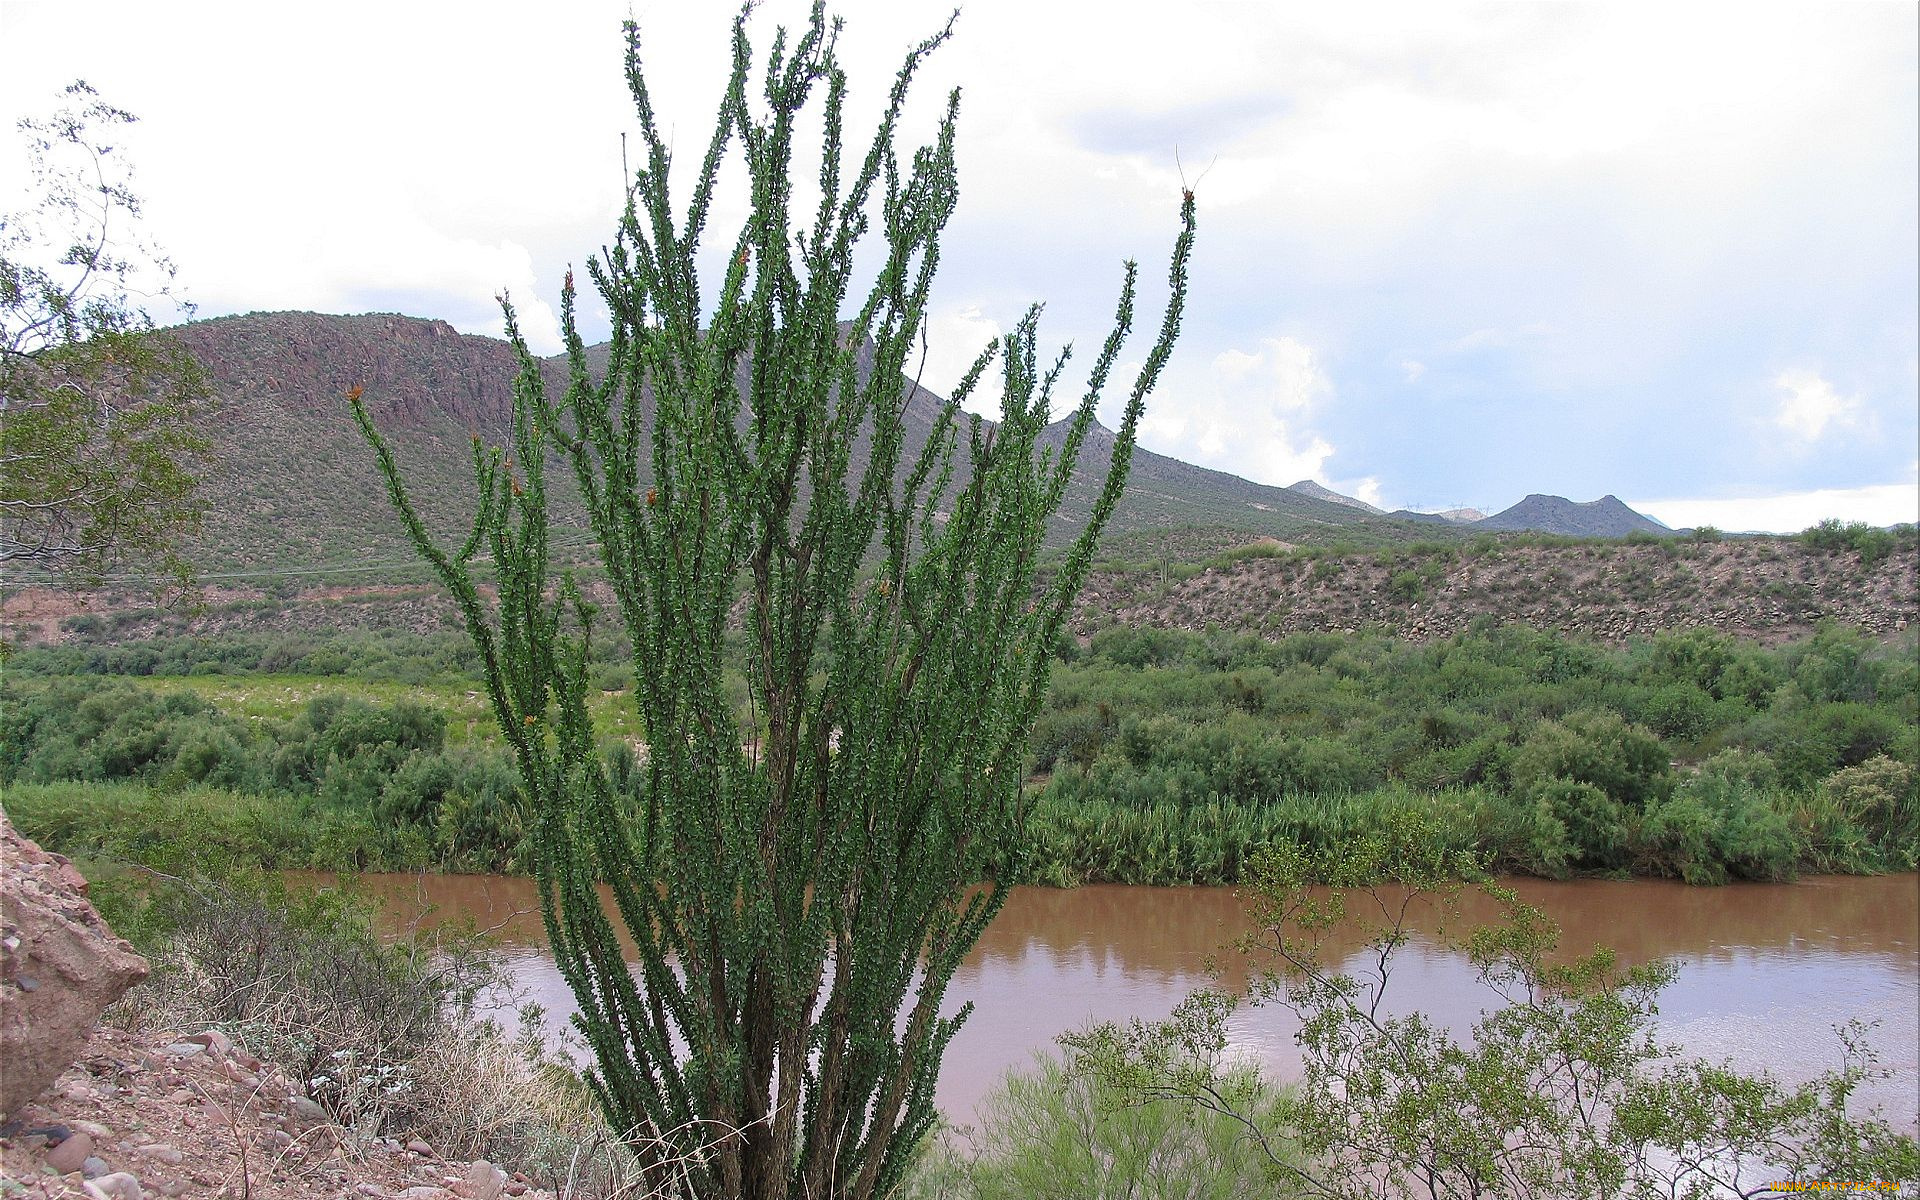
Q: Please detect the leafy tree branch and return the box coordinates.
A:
[1065,816,1919,1199]
[0,81,210,584]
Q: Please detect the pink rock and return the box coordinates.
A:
[0,816,149,1120]
[87,1173,144,1200]
[184,1029,233,1058]
[464,1160,505,1200]
[47,1129,95,1174]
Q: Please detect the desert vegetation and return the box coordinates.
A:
[74,857,664,1196]
[2,5,1912,1196]
[7,617,1914,886]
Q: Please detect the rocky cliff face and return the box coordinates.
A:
[1,816,149,1120]
[145,313,1397,573]
[176,312,524,435]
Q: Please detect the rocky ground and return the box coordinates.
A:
[0,1024,554,1200]
[1072,539,1919,644]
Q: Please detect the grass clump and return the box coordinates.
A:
[90,858,650,1196]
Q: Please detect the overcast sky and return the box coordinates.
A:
[3,1,1915,533]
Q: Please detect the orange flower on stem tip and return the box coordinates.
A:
[345,385,364,404]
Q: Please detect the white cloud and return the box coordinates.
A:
[1262,337,1333,413]
[919,305,1006,415]
[188,206,567,354]
[1771,368,1864,443]
[1400,359,1427,383]
[1138,334,1340,485]
[1630,483,1918,534]
[1212,347,1264,383]
[1347,476,1388,509]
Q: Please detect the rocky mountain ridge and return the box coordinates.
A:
[140,311,1693,576]
[1474,493,1670,537]
[160,311,1402,573]
[1289,479,1668,538]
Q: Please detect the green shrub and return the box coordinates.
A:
[1388,568,1426,601]
[911,1053,1290,1200]
[1800,518,1898,566]
[1634,682,1719,743]
[1813,755,1919,871]
[1637,791,1728,885]
[1529,777,1630,872]
[1709,787,1799,881]
[1508,709,1671,810]
[1029,706,1111,773]
[1748,702,1907,790]
[1692,748,1781,791]
[1637,763,1800,883]
[9,622,1912,887]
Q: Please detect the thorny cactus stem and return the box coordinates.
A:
[354,5,1194,1198]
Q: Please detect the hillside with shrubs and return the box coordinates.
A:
[5,521,1914,652]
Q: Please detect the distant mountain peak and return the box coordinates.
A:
[1286,479,1384,515]
[1475,493,1669,537]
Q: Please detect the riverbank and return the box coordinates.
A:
[9,762,1915,890]
[11,860,1909,1199]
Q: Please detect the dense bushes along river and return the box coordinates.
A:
[5,621,1914,884]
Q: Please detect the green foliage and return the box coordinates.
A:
[1507,708,1670,810]
[6,628,492,683]
[1009,786,1482,887]
[1745,700,1907,790]
[12,617,1916,886]
[1639,765,1798,883]
[1799,754,1920,873]
[4,780,427,873]
[1064,818,1920,1198]
[1,81,210,583]
[352,8,1194,1198]
[1524,777,1629,872]
[1633,751,1790,884]
[907,1054,1292,1199]
[1801,518,1900,566]
[1,681,527,871]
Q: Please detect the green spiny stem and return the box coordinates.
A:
[356,6,1194,1198]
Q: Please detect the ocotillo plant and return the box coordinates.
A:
[354,6,1194,1198]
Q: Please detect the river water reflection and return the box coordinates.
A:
[328,872,1919,1127]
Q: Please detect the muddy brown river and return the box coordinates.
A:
[330,872,1919,1128]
